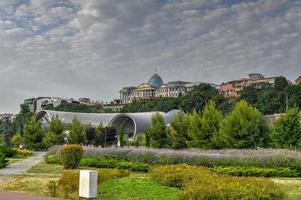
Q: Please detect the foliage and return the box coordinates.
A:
[47,180,58,197]
[44,116,65,148]
[11,133,22,148]
[146,113,169,148]
[15,148,33,157]
[118,128,126,147]
[83,147,301,169]
[274,76,289,91]
[150,165,285,200]
[220,100,270,148]
[131,132,146,147]
[60,144,83,169]
[68,117,87,144]
[80,158,149,172]
[44,102,104,113]
[45,155,61,164]
[122,97,180,113]
[13,104,34,134]
[180,84,222,113]
[0,145,17,157]
[188,101,226,149]
[0,152,8,168]
[239,85,261,105]
[169,112,191,149]
[99,174,180,200]
[256,88,286,115]
[58,171,79,198]
[211,166,300,177]
[271,108,301,149]
[23,117,45,150]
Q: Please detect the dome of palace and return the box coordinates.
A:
[148,73,163,88]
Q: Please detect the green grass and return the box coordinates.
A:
[7,158,25,165]
[27,162,64,174]
[99,174,180,200]
[272,178,301,200]
[0,176,59,196]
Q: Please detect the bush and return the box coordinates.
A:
[45,155,61,164]
[58,171,79,198]
[15,149,33,157]
[47,180,58,197]
[0,152,8,169]
[210,166,300,177]
[83,147,301,169]
[150,165,285,200]
[60,145,83,169]
[80,158,149,172]
[0,145,17,157]
[98,168,129,183]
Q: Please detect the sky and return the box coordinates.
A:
[0,0,300,113]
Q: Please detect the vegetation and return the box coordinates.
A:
[146,113,169,148]
[60,144,83,169]
[220,100,270,148]
[272,108,301,149]
[211,166,300,177]
[150,165,285,200]
[68,117,87,144]
[43,116,65,148]
[23,117,45,150]
[44,102,104,113]
[0,152,8,168]
[169,112,190,149]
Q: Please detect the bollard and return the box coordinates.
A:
[79,170,98,199]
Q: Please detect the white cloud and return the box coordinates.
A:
[0,0,300,113]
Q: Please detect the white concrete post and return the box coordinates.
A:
[79,170,98,199]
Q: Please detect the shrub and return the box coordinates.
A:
[0,145,17,157]
[15,149,33,157]
[0,152,8,169]
[80,158,149,172]
[98,168,129,183]
[83,147,301,169]
[45,155,61,164]
[47,180,58,197]
[11,133,22,148]
[58,171,79,198]
[210,166,300,177]
[150,165,285,200]
[60,145,83,169]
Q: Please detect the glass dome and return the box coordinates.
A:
[148,73,163,88]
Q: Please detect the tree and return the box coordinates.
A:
[199,100,226,149]
[24,117,45,150]
[85,124,96,144]
[274,76,289,91]
[271,108,301,149]
[187,110,202,148]
[131,132,146,147]
[13,104,34,135]
[169,112,191,149]
[45,115,65,147]
[146,113,168,148]
[11,133,22,148]
[118,128,126,147]
[256,88,286,115]
[180,84,221,113]
[239,86,260,105]
[220,100,270,149]
[68,117,87,144]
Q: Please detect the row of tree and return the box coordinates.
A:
[145,100,301,149]
[122,77,301,116]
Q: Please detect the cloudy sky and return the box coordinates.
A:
[0,0,300,113]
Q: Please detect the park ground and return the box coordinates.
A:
[0,156,301,200]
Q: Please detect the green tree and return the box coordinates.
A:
[24,117,45,150]
[220,100,270,148]
[256,88,286,115]
[11,133,22,148]
[68,117,87,144]
[187,110,202,148]
[13,104,34,135]
[146,113,168,148]
[239,86,260,105]
[274,76,289,91]
[169,112,191,149]
[118,128,126,147]
[180,84,221,113]
[271,108,301,149]
[47,115,65,145]
[131,132,146,147]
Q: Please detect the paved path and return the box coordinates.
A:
[0,152,46,176]
[0,192,61,200]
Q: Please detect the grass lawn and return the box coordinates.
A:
[7,158,25,165]
[99,174,179,200]
[27,162,64,174]
[0,176,59,197]
[272,178,301,200]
